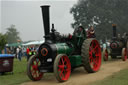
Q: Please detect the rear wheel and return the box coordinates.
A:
[54,54,71,82]
[81,38,101,73]
[27,54,43,81]
[122,48,127,61]
[103,48,109,61]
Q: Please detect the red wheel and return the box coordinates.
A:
[122,48,127,61]
[27,55,43,81]
[89,39,101,71]
[103,48,108,61]
[54,54,71,82]
[81,38,101,73]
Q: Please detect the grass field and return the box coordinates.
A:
[91,68,128,85]
[0,57,30,85]
[0,56,128,85]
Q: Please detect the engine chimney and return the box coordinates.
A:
[40,5,50,41]
[112,24,117,38]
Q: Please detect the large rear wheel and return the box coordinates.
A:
[122,48,127,61]
[27,54,43,81]
[81,38,101,73]
[54,54,71,82]
[103,48,109,61]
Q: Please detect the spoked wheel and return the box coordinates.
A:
[81,38,101,73]
[54,54,71,82]
[27,54,43,81]
[122,48,127,61]
[103,48,109,61]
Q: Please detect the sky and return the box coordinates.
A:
[0,0,78,41]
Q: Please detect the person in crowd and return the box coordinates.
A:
[26,47,30,61]
[16,47,19,59]
[22,47,26,57]
[18,46,22,61]
[2,47,11,54]
[117,34,121,40]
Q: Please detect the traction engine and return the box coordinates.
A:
[103,24,128,61]
[27,5,102,82]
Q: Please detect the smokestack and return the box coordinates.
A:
[112,24,117,37]
[40,5,50,40]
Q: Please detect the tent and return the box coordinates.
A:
[6,43,22,47]
[22,40,44,46]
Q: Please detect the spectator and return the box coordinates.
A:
[18,47,22,61]
[16,47,19,59]
[117,34,121,40]
[22,47,26,57]
[26,47,30,61]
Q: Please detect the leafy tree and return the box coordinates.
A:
[0,33,7,51]
[70,0,128,40]
[6,25,21,44]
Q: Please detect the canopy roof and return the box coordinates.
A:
[6,40,44,47]
[6,43,22,47]
[22,40,44,46]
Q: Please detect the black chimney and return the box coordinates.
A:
[112,24,117,38]
[40,5,50,40]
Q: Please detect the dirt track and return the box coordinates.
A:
[21,59,128,85]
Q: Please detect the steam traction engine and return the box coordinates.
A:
[103,24,128,61]
[27,5,102,82]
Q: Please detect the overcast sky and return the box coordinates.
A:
[0,0,77,41]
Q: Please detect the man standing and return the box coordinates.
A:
[26,47,30,61]
[16,47,19,59]
[18,47,22,61]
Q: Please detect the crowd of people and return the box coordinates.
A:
[2,45,39,61]
[16,46,38,61]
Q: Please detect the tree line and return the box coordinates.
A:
[0,25,21,50]
[70,0,128,41]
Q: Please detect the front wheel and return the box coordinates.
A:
[103,48,109,61]
[54,54,71,82]
[122,48,127,61]
[27,54,43,81]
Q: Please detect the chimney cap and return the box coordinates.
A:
[112,24,116,27]
[40,5,50,8]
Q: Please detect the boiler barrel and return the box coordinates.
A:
[55,43,74,55]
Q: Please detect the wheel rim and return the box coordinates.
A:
[30,57,43,80]
[58,55,71,81]
[105,49,108,60]
[89,40,101,71]
[124,48,127,61]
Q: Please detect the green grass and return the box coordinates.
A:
[91,68,128,85]
[0,55,127,85]
[0,57,30,85]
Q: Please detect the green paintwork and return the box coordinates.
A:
[55,43,73,55]
[55,43,82,67]
[69,55,82,67]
